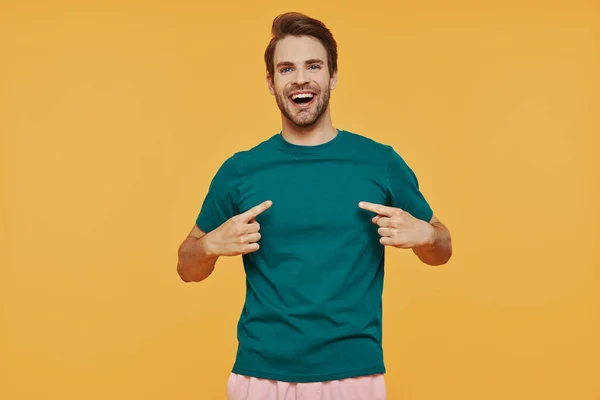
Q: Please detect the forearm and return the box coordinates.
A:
[413,222,452,266]
[177,235,219,282]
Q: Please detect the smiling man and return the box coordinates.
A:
[177,12,452,400]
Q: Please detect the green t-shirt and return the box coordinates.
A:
[196,129,433,383]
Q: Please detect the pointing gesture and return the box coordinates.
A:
[205,200,273,256]
[358,201,434,249]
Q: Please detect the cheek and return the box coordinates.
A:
[274,82,289,97]
[318,77,331,91]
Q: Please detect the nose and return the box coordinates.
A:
[293,68,308,85]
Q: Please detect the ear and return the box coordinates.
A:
[266,73,275,96]
[329,69,338,90]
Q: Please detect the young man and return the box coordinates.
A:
[177,12,452,400]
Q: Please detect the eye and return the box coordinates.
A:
[280,67,292,73]
[309,64,322,70]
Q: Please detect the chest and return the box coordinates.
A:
[238,161,389,237]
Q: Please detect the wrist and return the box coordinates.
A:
[199,233,219,258]
[423,221,437,246]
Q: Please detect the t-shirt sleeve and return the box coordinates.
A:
[386,146,434,222]
[195,155,240,233]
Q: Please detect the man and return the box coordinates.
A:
[177,12,452,400]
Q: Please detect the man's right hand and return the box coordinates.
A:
[204,200,273,257]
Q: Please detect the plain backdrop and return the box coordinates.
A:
[1,1,599,399]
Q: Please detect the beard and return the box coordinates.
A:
[275,85,331,128]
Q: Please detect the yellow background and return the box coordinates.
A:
[1,1,599,399]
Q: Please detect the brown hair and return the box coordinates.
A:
[264,12,338,79]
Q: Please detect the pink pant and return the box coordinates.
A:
[226,372,387,400]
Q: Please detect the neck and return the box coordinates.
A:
[280,108,337,146]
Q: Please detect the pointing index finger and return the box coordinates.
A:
[358,201,395,217]
[240,200,272,222]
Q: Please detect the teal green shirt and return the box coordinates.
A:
[196,129,433,383]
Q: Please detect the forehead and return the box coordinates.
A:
[273,35,328,64]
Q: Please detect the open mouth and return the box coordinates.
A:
[289,92,316,107]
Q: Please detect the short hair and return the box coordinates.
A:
[264,12,338,78]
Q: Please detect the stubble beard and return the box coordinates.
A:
[275,85,331,128]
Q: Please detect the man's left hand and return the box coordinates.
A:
[358,201,435,249]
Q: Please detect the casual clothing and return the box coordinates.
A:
[196,129,432,383]
[226,372,386,400]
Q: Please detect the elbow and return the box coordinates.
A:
[176,263,193,282]
[426,257,451,266]
[177,243,199,282]
[178,272,195,283]
[417,245,452,266]
[429,236,453,266]
[427,248,453,266]
[177,263,204,283]
[176,238,217,283]
[176,259,213,283]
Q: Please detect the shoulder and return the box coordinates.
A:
[342,129,388,149]
[341,129,401,161]
[208,134,278,183]
[226,133,279,166]
[342,130,419,180]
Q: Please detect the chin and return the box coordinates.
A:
[293,116,317,126]
[291,116,319,128]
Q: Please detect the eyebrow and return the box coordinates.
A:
[275,59,325,68]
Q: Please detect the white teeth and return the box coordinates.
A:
[291,93,314,99]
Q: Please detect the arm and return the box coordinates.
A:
[177,200,272,283]
[358,202,452,266]
[177,224,219,283]
[412,215,452,266]
[381,147,451,266]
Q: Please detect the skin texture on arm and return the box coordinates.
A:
[177,225,219,283]
[412,215,452,266]
[177,200,272,283]
[358,202,453,266]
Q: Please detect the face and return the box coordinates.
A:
[267,35,338,128]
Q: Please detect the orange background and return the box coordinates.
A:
[1,1,599,399]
